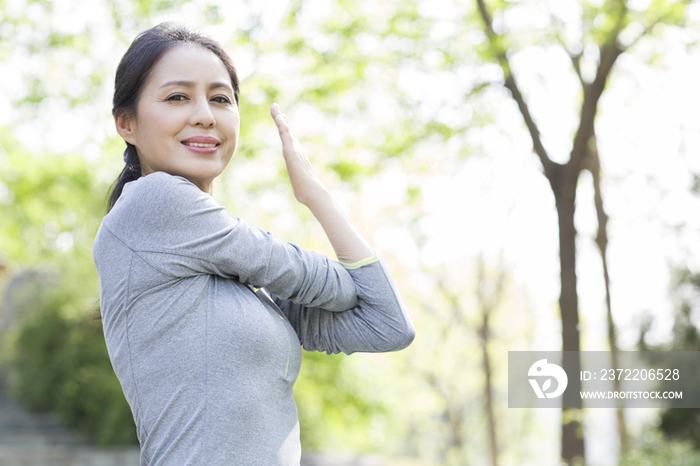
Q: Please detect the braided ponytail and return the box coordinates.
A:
[107,143,142,211]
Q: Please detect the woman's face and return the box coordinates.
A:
[115,44,239,194]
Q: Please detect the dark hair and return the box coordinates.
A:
[107,23,240,211]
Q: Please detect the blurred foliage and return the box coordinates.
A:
[0,131,103,261]
[295,351,386,452]
[0,73,134,447]
[668,268,700,352]
[3,288,136,445]
[638,268,700,449]
[0,129,107,309]
[0,0,697,463]
[617,428,700,466]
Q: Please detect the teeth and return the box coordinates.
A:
[184,142,217,148]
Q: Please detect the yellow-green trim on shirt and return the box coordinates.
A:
[340,253,380,270]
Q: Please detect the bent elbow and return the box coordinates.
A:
[392,320,416,351]
[374,318,415,353]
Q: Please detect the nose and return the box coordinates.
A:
[189,98,215,127]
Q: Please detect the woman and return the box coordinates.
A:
[93,23,415,466]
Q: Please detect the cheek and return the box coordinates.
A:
[138,104,178,133]
[133,113,160,144]
[223,114,240,140]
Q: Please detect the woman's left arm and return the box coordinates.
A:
[269,104,415,353]
[271,259,416,354]
[271,104,376,266]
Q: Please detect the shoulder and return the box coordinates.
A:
[122,171,200,203]
[104,172,223,235]
[113,172,214,215]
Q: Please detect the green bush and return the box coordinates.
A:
[295,350,386,452]
[7,290,137,446]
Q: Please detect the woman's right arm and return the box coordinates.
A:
[102,172,357,312]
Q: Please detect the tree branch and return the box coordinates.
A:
[582,133,629,453]
[475,0,558,180]
[621,1,692,53]
[568,28,624,174]
[545,10,587,88]
[569,52,586,88]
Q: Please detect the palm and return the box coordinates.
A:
[270,103,326,206]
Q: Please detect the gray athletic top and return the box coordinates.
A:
[93,172,415,466]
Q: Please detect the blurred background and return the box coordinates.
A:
[0,0,699,465]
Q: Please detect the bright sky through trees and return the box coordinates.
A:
[1,0,700,463]
[2,0,699,370]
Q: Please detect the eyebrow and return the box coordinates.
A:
[160,80,233,92]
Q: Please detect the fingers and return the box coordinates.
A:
[270,103,308,167]
[268,103,324,205]
[270,102,284,127]
[270,103,294,147]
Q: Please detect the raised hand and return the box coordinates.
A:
[269,103,375,264]
[270,103,327,207]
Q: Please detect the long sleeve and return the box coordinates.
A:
[102,171,357,311]
[94,170,415,465]
[272,258,416,355]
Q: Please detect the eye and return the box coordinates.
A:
[167,94,188,102]
[212,95,232,104]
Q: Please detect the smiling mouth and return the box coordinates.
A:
[182,142,219,148]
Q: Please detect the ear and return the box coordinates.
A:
[114,111,137,145]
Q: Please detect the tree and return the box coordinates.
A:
[639,268,700,449]
[473,0,694,463]
[396,259,513,465]
[584,132,628,453]
[476,256,506,466]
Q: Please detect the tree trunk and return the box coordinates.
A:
[477,259,502,466]
[480,311,499,466]
[473,1,630,463]
[586,139,628,454]
[553,168,585,464]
